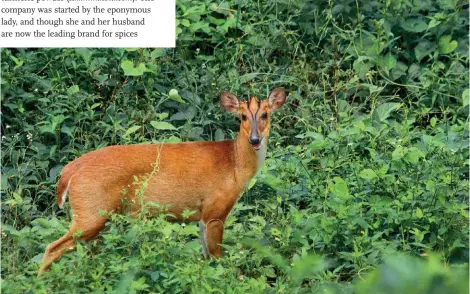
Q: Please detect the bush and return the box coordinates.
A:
[1,0,468,292]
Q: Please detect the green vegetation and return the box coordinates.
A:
[1,0,468,292]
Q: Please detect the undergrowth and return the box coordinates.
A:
[1,0,469,292]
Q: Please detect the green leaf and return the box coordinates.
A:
[167,135,181,143]
[405,147,425,164]
[378,53,397,73]
[131,277,148,290]
[91,103,101,109]
[353,58,373,78]
[39,125,54,134]
[168,89,186,103]
[214,129,224,141]
[75,48,93,66]
[392,146,406,161]
[364,84,384,94]
[181,19,190,27]
[416,207,424,219]
[150,121,177,130]
[332,177,351,200]
[401,19,427,33]
[121,60,153,76]
[125,226,139,242]
[60,125,74,138]
[9,55,24,68]
[372,102,401,122]
[189,21,211,34]
[124,126,142,137]
[12,192,23,205]
[239,73,259,83]
[359,169,377,180]
[462,89,469,107]
[150,49,165,59]
[377,164,389,177]
[170,106,196,121]
[67,85,79,96]
[244,240,289,271]
[52,114,66,126]
[115,270,135,293]
[427,18,441,29]
[262,174,285,190]
[161,226,173,239]
[246,35,269,47]
[49,164,64,182]
[408,64,421,80]
[390,61,408,80]
[438,35,458,54]
[308,133,328,151]
[247,177,257,190]
[176,26,182,36]
[414,41,437,61]
[290,254,325,285]
[155,113,169,120]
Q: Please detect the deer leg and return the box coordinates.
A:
[202,218,225,258]
[38,217,106,276]
[39,227,76,275]
[199,220,209,258]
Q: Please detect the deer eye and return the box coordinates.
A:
[261,112,268,120]
[241,114,247,121]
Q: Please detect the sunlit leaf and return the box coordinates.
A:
[150,121,177,130]
[372,103,401,122]
[438,35,458,54]
[401,19,427,32]
[124,126,142,137]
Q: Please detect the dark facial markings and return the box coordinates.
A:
[245,97,262,143]
[246,97,261,121]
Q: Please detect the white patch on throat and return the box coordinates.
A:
[255,137,268,171]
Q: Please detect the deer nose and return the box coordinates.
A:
[248,135,260,145]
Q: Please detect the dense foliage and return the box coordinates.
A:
[1,0,469,292]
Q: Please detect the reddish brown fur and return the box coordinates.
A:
[39,88,286,275]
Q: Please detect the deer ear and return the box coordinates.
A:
[220,92,239,113]
[268,88,286,111]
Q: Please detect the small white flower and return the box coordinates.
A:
[202,63,206,69]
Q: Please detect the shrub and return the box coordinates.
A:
[1,0,468,292]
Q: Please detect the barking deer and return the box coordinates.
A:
[39,88,287,275]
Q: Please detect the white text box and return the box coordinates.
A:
[0,0,175,47]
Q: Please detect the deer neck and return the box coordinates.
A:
[233,132,268,186]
